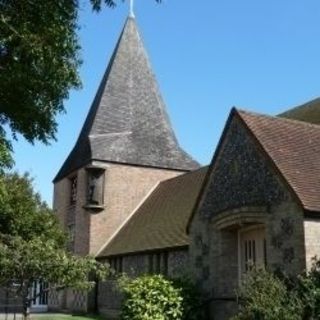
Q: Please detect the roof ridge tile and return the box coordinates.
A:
[236,108,320,130]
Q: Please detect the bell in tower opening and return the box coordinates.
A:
[85,166,105,211]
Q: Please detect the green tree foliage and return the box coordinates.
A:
[0,172,108,319]
[0,172,65,244]
[0,235,107,295]
[0,0,82,145]
[0,235,108,319]
[118,274,205,320]
[0,0,161,167]
[0,128,13,169]
[90,0,119,11]
[89,0,161,12]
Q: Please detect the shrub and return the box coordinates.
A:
[233,269,303,320]
[171,277,206,320]
[119,274,183,320]
[234,259,320,320]
[118,274,205,320]
[295,258,320,319]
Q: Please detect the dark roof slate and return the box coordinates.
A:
[54,17,199,181]
[237,109,320,212]
[98,166,208,257]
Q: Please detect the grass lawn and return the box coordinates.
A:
[0,313,107,320]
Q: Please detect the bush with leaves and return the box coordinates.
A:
[171,277,205,320]
[233,269,303,320]
[118,273,205,320]
[295,258,320,319]
[119,274,183,320]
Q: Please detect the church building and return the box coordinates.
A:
[51,11,320,320]
[50,14,199,315]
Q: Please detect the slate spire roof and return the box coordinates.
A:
[54,17,199,182]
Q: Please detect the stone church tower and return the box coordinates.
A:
[52,16,198,311]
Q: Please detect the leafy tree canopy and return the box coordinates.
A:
[0,1,81,146]
[0,0,104,167]
[0,172,65,244]
[0,0,161,169]
[0,172,108,319]
[89,0,161,12]
[0,235,107,294]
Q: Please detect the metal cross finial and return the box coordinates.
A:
[129,0,135,18]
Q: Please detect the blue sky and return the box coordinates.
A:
[11,0,320,205]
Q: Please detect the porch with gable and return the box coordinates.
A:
[188,108,311,320]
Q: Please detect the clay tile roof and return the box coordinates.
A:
[98,166,208,257]
[237,109,320,212]
[54,17,199,182]
[279,97,320,125]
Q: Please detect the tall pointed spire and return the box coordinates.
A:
[54,17,199,182]
[129,0,135,18]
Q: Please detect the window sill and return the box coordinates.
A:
[83,204,105,213]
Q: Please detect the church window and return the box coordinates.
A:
[68,224,75,242]
[155,253,161,273]
[148,252,166,274]
[31,280,48,310]
[109,257,123,273]
[67,224,75,251]
[239,226,266,278]
[163,252,168,275]
[148,254,153,273]
[69,176,77,205]
[116,257,123,273]
[110,258,115,270]
[264,239,267,266]
[109,258,114,270]
[85,167,105,208]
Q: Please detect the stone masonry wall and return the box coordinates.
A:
[168,250,189,277]
[189,116,306,320]
[191,195,306,320]
[266,201,306,275]
[197,117,287,220]
[304,219,320,270]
